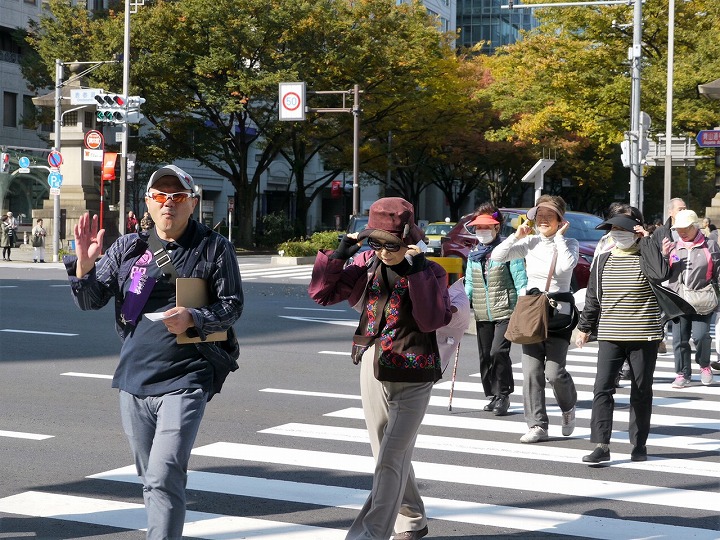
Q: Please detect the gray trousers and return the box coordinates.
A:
[521,336,577,430]
[346,345,433,540]
[672,312,713,378]
[119,388,208,540]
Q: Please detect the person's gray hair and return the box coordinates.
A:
[667,198,685,213]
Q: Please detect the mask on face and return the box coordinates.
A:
[475,230,496,245]
[609,230,637,249]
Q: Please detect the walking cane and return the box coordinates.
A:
[448,342,461,411]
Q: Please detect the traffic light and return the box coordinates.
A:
[125,96,146,123]
[94,93,127,124]
[0,152,8,173]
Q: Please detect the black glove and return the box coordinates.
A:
[405,252,427,275]
[330,235,362,260]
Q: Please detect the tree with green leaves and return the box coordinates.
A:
[24,0,458,243]
[467,0,720,216]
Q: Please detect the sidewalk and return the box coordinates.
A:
[0,244,65,269]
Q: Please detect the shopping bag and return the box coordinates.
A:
[504,292,550,344]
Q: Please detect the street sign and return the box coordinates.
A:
[83,149,104,162]
[49,187,60,196]
[47,171,63,188]
[696,130,720,148]
[70,88,103,105]
[84,129,104,150]
[228,196,235,211]
[48,151,63,168]
[279,82,306,121]
[18,157,30,168]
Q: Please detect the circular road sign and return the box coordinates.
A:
[48,151,63,168]
[84,129,105,150]
[19,157,30,169]
[282,92,301,112]
[47,171,63,188]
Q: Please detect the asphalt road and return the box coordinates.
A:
[0,257,718,539]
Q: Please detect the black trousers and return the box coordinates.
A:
[591,340,659,447]
[475,319,514,397]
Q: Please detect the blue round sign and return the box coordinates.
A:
[19,156,30,168]
[48,171,63,188]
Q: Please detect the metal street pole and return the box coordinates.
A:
[352,84,361,216]
[628,0,643,210]
[663,0,675,221]
[52,59,63,262]
[118,0,131,235]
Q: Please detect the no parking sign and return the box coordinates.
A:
[279,82,306,121]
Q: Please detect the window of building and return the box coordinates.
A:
[3,92,17,127]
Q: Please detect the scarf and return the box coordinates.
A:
[468,236,501,264]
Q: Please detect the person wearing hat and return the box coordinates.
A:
[491,195,578,444]
[0,214,10,261]
[662,208,720,387]
[309,196,451,540]
[65,164,243,539]
[576,206,670,463]
[464,203,527,416]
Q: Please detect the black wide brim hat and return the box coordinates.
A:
[596,214,642,232]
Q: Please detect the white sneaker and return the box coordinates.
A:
[561,407,576,436]
[520,426,548,444]
[700,366,714,385]
[671,374,690,388]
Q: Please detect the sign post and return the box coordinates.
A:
[227,196,235,243]
[279,82,306,121]
[696,130,720,148]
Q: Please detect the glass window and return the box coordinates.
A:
[3,92,17,127]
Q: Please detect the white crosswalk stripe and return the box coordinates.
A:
[239,265,313,282]
[0,339,718,539]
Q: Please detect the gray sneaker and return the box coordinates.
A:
[700,366,714,385]
[561,406,576,436]
[520,426,548,444]
[671,374,690,388]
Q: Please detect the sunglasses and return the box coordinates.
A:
[146,191,196,204]
[367,238,403,252]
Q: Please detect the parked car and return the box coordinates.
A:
[423,219,456,255]
[440,208,604,290]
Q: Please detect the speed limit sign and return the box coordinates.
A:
[279,82,306,121]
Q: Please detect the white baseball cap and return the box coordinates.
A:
[146,165,197,193]
[672,209,700,229]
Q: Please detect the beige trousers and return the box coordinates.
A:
[345,345,433,540]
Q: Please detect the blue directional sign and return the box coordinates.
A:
[47,171,63,188]
[18,156,30,168]
[696,130,720,148]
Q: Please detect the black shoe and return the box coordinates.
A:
[393,526,429,540]
[39,260,45,263]
[483,396,498,412]
[494,394,510,416]
[583,446,611,463]
[631,445,647,462]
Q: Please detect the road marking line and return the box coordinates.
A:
[284,307,347,312]
[0,430,53,440]
[0,329,77,336]
[190,442,720,510]
[88,466,719,540]
[278,315,357,327]
[262,422,720,477]
[318,351,351,356]
[0,491,346,539]
[327,407,719,452]
[61,372,113,380]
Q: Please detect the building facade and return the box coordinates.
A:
[456,0,538,53]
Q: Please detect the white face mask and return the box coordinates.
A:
[609,230,637,249]
[475,230,496,245]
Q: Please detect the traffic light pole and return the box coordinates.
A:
[118,0,132,235]
[52,59,62,262]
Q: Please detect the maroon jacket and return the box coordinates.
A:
[309,250,452,382]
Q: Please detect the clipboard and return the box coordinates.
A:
[175,277,228,344]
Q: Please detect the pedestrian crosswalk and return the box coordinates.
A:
[239,263,313,282]
[0,341,718,539]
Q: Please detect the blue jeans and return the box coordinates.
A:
[119,388,208,540]
[672,312,713,378]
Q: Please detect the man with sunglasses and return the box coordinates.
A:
[309,197,452,540]
[64,164,243,539]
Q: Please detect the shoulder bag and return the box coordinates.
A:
[504,250,557,344]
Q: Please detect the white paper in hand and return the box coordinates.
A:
[144,312,178,322]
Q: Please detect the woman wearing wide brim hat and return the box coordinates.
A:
[309,197,451,540]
